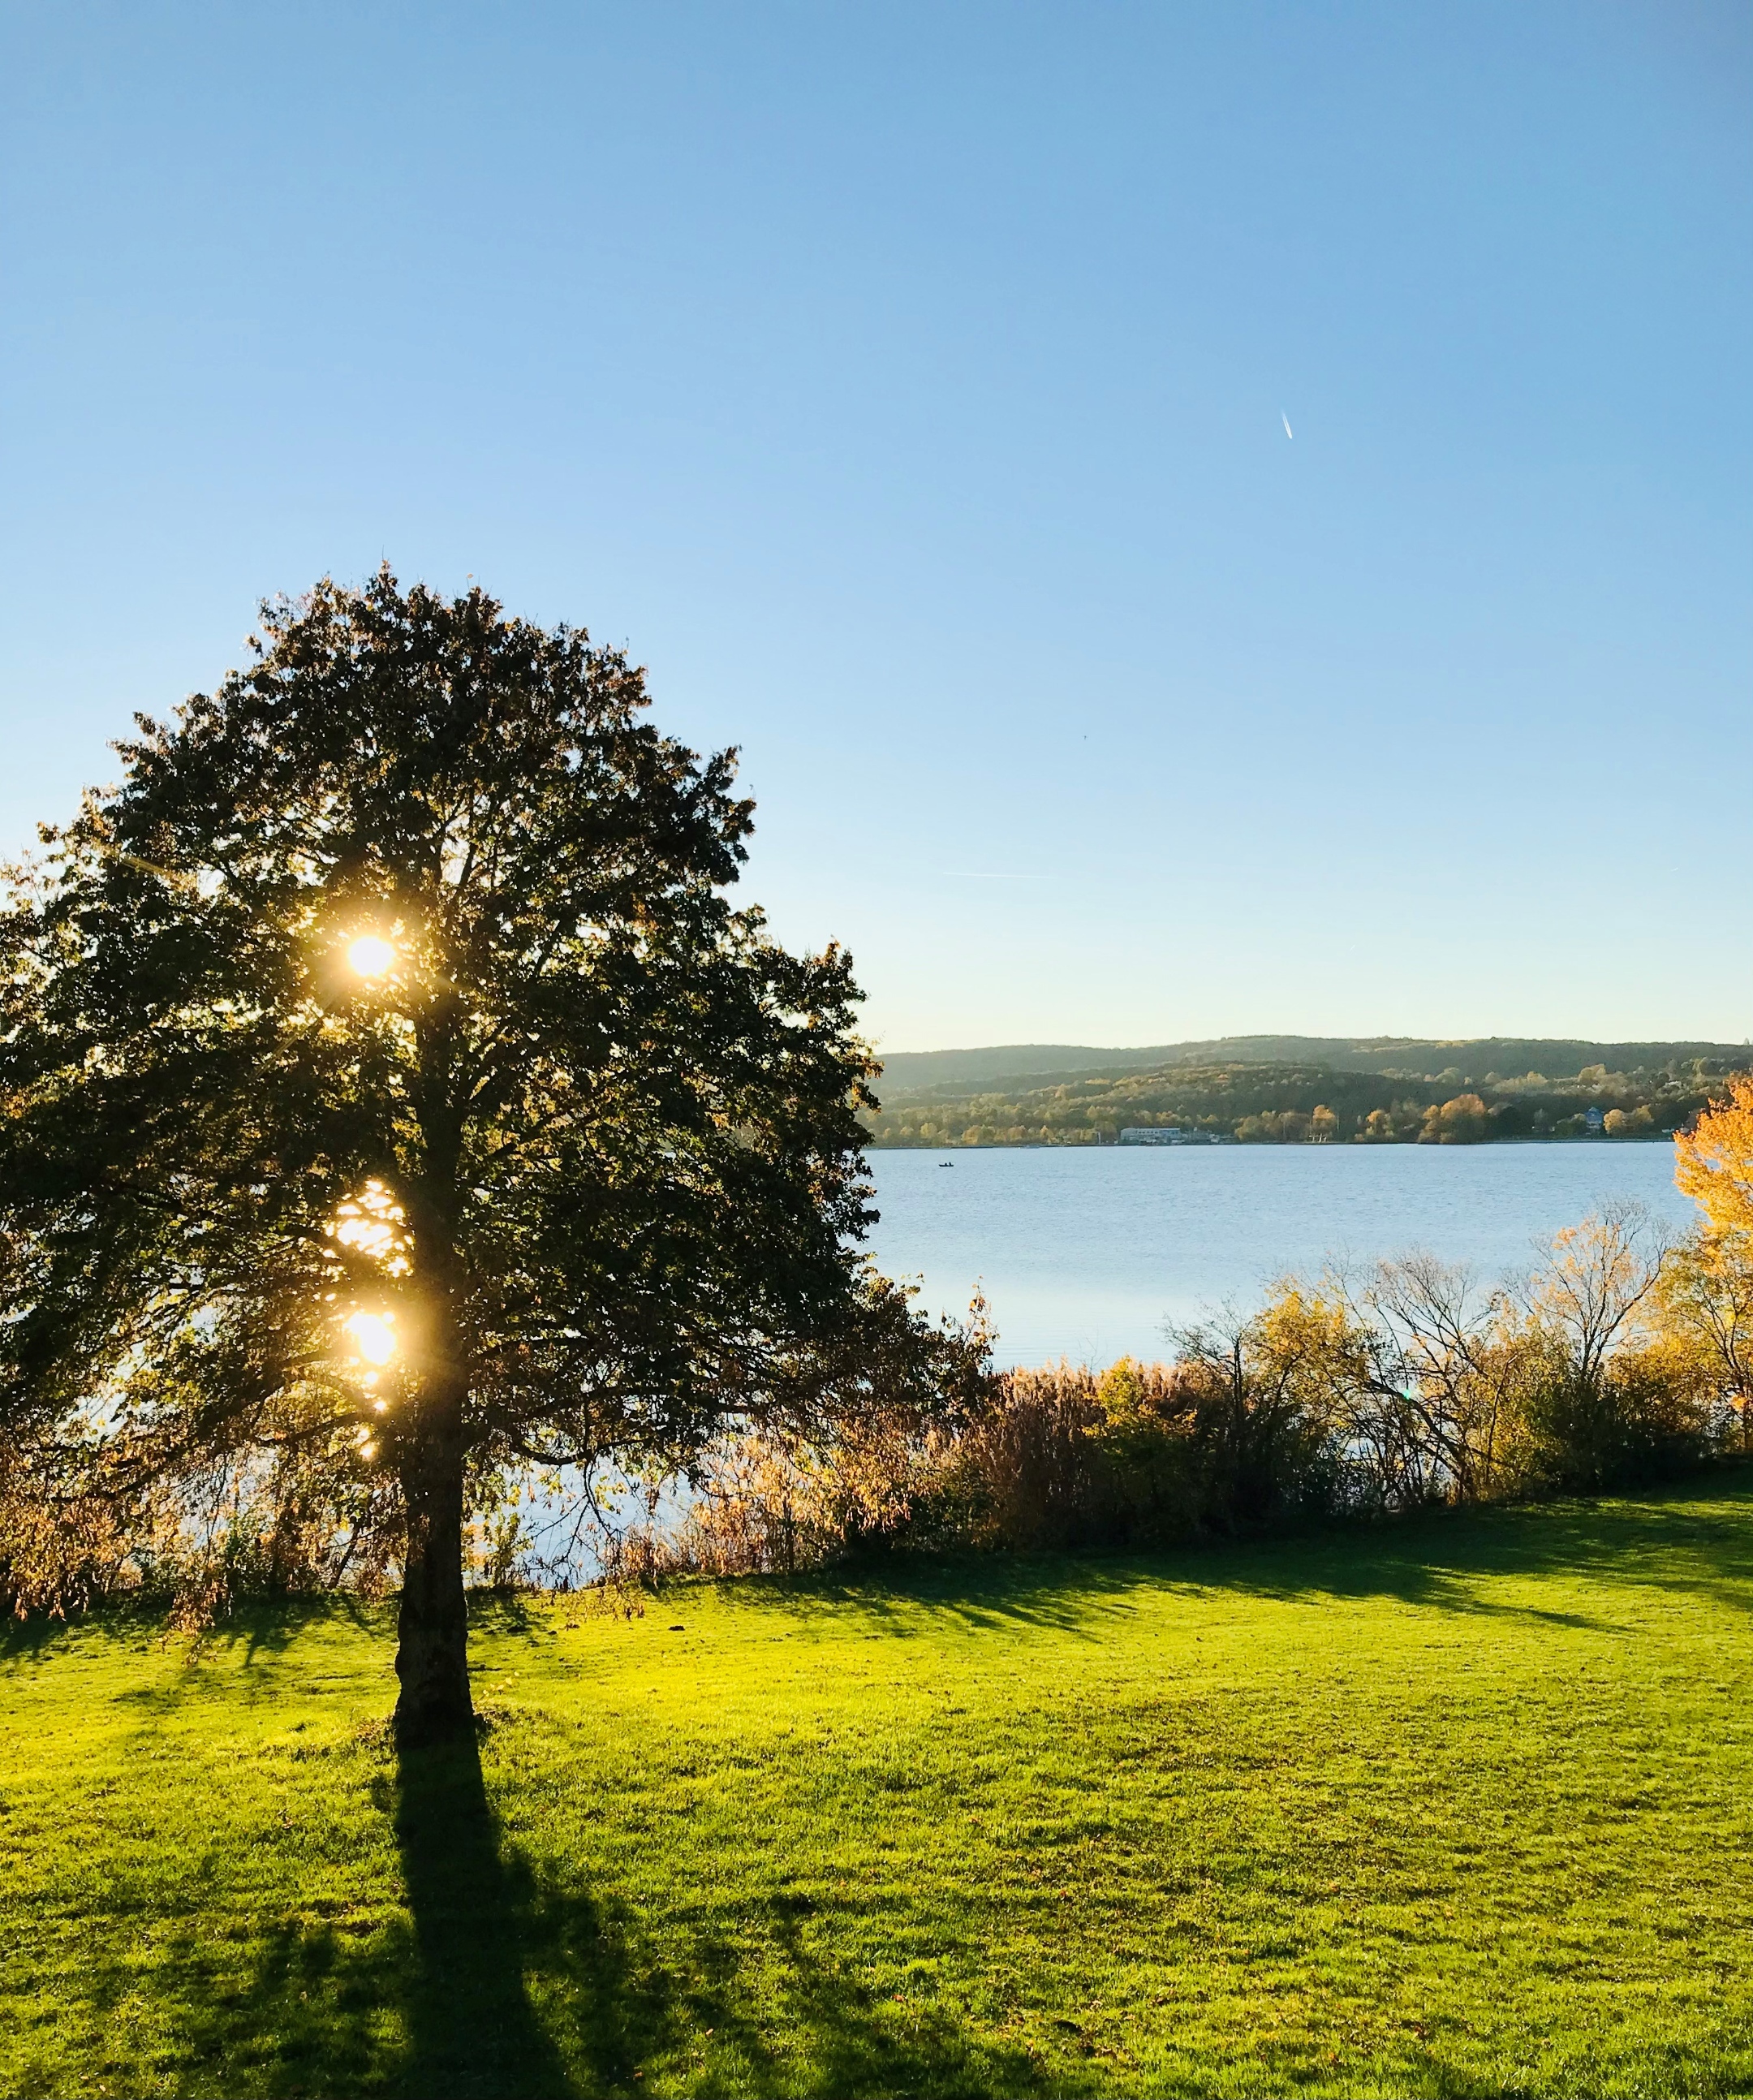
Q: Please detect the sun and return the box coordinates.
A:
[346,934,397,979]
[343,1309,398,1367]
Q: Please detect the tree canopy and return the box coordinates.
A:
[0,570,910,1739]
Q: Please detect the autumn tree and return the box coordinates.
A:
[1664,1072,1753,1438]
[1675,1072,1753,1237]
[0,571,915,1744]
[1419,1093,1488,1144]
[1656,1237,1753,1447]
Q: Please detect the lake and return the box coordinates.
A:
[865,1142,1697,1368]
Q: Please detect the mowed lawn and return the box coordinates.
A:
[5,1485,1753,2098]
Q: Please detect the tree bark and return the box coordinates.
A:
[394,1389,473,1747]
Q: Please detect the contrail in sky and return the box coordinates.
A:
[1281,412,1294,439]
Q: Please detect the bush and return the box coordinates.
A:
[889,1326,1352,1555]
[1497,1342,1714,1494]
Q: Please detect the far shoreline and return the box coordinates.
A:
[866,1134,1680,1152]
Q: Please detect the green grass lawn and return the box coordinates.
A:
[5,1482,1753,2098]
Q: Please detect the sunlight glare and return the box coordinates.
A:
[329,1179,411,1274]
[346,934,396,978]
[343,1309,398,1367]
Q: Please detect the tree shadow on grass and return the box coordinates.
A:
[124,1714,1062,2099]
[70,1725,581,2098]
[1209,1474,1753,1623]
[729,1890,1074,2100]
[688,1465,1753,1639]
[398,1727,1068,2100]
[390,1727,581,2098]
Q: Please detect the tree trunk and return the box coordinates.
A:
[394,1395,473,1747]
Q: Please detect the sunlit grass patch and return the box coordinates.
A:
[4,1481,1753,2096]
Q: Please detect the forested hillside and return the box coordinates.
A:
[865,1050,1745,1147]
[877,1035,1751,1093]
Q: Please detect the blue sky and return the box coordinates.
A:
[3,2,1749,1050]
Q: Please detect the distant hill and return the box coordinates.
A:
[865,1042,1751,1149]
[876,1036,1752,1097]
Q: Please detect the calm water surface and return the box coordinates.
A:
[865,1143,1695,1368]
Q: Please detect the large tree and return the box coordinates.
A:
[0,571,896,1742]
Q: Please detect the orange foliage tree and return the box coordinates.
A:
[1675,1073,1753,1238]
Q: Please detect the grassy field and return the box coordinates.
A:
[5,1483,1753,2098]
